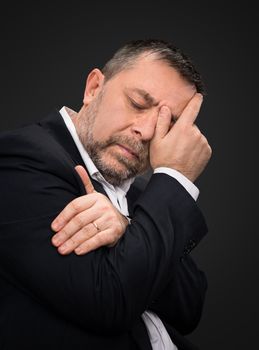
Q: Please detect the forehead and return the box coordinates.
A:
[107,55,196,114]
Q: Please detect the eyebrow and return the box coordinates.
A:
[125,88,160,107]
[125,87,178,122]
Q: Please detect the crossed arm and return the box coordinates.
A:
[0,163,206,334]
[47,93,210,332]
[0,93,210,334]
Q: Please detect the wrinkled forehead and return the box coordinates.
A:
[111,57,196,114]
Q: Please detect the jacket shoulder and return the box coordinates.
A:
[0,123,83,223]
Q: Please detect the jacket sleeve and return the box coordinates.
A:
[0,127,208,335]
[148,254,207,335]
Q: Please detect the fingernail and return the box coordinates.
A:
[58,244,67,253]
[51,221,59,231]
[52,217,65,230]
[75,248,82,255]
[159,106,169,116]
[52,236,60,246]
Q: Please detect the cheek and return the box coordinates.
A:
[93,106,130,141]
[93,118,112,141]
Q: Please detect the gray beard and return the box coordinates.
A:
[85,135,150,187]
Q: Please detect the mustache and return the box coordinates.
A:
[100,135,149,159]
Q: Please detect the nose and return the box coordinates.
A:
[131,112,158,141]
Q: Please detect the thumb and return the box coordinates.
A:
[75,165,95,194]
[154,106,171,139]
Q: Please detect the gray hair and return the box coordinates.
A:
[102,39,205,94]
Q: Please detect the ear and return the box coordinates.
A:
[83,68,105,105]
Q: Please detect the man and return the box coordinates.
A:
[0,39,212,350]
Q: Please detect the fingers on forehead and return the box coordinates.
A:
[179,93,203,125]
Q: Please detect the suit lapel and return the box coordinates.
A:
[126,176,149,217]
[38,109,107,196]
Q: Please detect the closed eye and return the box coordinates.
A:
[129,98,147,111]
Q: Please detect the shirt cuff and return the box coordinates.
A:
[154,167,199,201]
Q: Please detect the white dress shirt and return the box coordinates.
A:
[60,106,200,350]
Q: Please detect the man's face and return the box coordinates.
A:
[76,55,196,186]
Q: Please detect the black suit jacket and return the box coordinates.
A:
[0,110,208,350]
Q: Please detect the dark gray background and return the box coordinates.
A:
[0,1,258,349]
